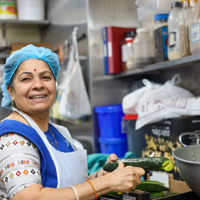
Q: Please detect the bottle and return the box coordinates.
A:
[188,0,198,45]
[154,13,169,62]
[189,0,200,54]
[133,28,155,68]
[168,2,189,60]
[121,31,136,71]
[182,0,190,23]
[189,0,198,24]
[181,0,191,55]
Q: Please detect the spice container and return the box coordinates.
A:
[133,28,155,68]
[168,2,190,60]
[154,13,169,62]
[121,31,136,71]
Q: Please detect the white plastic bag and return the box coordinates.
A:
[122,74,195,129]
[58,27,91,119]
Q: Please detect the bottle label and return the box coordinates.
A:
[190,22,200,43]
[121,44,127,62]
[168,29,181,53]
[154,26,168,61]
[161,26,168,59]
[169,31,177,48]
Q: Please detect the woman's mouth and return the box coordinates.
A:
[29,95,47,99]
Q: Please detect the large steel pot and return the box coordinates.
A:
[173,143,200,197]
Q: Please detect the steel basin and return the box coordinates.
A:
[173,144,200,197]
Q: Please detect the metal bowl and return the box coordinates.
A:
[173,144,200,197]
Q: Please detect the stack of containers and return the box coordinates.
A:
[95,104,128,157]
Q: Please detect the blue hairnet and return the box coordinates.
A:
[1,44,60,110]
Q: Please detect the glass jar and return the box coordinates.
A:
[121,31,136,71]
[168,2,190,60]
[133,28,155,68]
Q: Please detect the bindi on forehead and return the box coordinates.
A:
[34,69,36,71]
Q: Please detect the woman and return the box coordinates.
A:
[0,44,145,200]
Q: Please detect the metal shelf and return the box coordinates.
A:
[0,19,50,25]
[0,19,50,47]
[93,54,200,82]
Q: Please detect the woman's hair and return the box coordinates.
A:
[1,44,60,110]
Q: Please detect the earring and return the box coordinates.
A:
[12,100,15,108]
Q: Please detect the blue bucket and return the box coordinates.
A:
[95,104,127,138]
[99,137,128,157]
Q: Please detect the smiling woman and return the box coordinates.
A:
[7,59,57,117]
[0,44,145,200]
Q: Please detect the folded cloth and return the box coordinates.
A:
[87,151,136,175]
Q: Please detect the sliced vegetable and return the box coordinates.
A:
[103,157,173,172]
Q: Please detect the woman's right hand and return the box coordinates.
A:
[106,161,145,193]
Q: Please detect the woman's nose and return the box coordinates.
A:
[32,78,44,89]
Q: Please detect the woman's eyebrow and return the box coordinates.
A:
[18,71,52,77]
[40,71,52,75]
[18,71,32,78]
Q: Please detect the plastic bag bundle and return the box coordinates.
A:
[122,74,198,129]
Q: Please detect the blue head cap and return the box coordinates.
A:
[1,44,60,110]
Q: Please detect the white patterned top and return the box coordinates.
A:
[0,133,41,200]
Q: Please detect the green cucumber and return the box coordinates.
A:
[103,157,173,172]
[135,181,169,192]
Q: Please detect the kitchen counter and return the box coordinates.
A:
[98,191,200,200]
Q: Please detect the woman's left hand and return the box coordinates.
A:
[96,154,118,177]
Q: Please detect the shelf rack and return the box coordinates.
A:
[0,19,50,47]
[93,54,200,82]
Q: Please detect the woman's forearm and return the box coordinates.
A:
[12,175,111,200]
[13,165,144,200]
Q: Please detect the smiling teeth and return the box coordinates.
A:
[30,95,46,99]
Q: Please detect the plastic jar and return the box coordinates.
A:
[154,13,169,62]
[168,2,190,60]
[133,28,155,68]
[17,0,45,21]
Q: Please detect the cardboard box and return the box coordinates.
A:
[126,116,200,156]
[11,42,51,52]
[168,174,191,194]
[125,116,200,178]
[147,173,191,194]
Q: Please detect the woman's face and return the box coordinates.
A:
[8,59,57,115]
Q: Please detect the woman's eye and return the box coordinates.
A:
[42,76,51,80]
[21,77,30,82]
